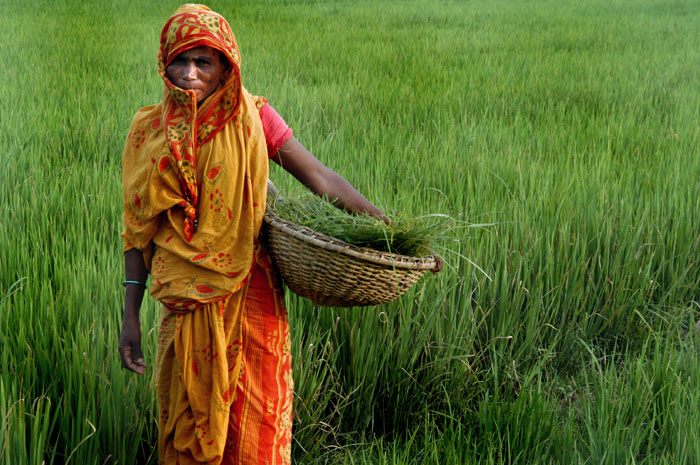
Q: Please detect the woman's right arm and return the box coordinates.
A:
[118,248,149,375]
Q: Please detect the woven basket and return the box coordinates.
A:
[262,211,437,307]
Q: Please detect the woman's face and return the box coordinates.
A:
[166,46,227,104]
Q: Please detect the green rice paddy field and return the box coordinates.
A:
[1,0,700,463]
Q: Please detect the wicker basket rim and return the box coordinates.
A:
[263,211,437,271]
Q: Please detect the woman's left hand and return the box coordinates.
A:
[432,256,444,273]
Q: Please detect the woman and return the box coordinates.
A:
[118,4,389,464]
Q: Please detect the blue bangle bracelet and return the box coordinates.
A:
[122,280,147,288]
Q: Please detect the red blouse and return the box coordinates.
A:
[259,104,293,157]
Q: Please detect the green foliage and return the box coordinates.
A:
[1,0,699,464]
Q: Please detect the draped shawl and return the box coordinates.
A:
[121,3,269,310]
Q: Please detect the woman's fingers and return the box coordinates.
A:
[431,256,444,274]
[120,346,147,374]
[119,321,147,375]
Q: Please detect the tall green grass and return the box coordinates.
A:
[1,0,699,463]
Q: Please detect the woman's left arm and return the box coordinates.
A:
[271,136,388,222]
[271,136,443,273]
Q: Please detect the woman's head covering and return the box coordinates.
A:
[160,3,241,72]
[122,4,269,308]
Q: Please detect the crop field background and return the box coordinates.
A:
[1,0,699,463]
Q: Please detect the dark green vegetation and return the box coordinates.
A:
[1,0,699,463]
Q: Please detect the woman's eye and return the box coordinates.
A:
[196,59,211,66]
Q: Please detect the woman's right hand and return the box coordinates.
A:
[120,248,149,375]
[119,314,147,374]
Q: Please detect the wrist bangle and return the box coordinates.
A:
[122,280,147,288]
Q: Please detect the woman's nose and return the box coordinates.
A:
[183,63,197,80]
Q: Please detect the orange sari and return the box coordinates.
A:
[121,4,291,464]
[156,253,292,465]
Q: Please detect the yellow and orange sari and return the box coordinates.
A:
[121,4,291,464]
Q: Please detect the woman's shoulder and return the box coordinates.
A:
[123,103,165,160]
[129,103,162,128]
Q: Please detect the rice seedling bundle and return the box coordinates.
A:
[267,193,451,258]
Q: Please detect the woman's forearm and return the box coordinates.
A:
[318,171,386,219]
[124,248,149,318]
[273,136,387,221]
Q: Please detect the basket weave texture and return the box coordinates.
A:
[263,211,436,307]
